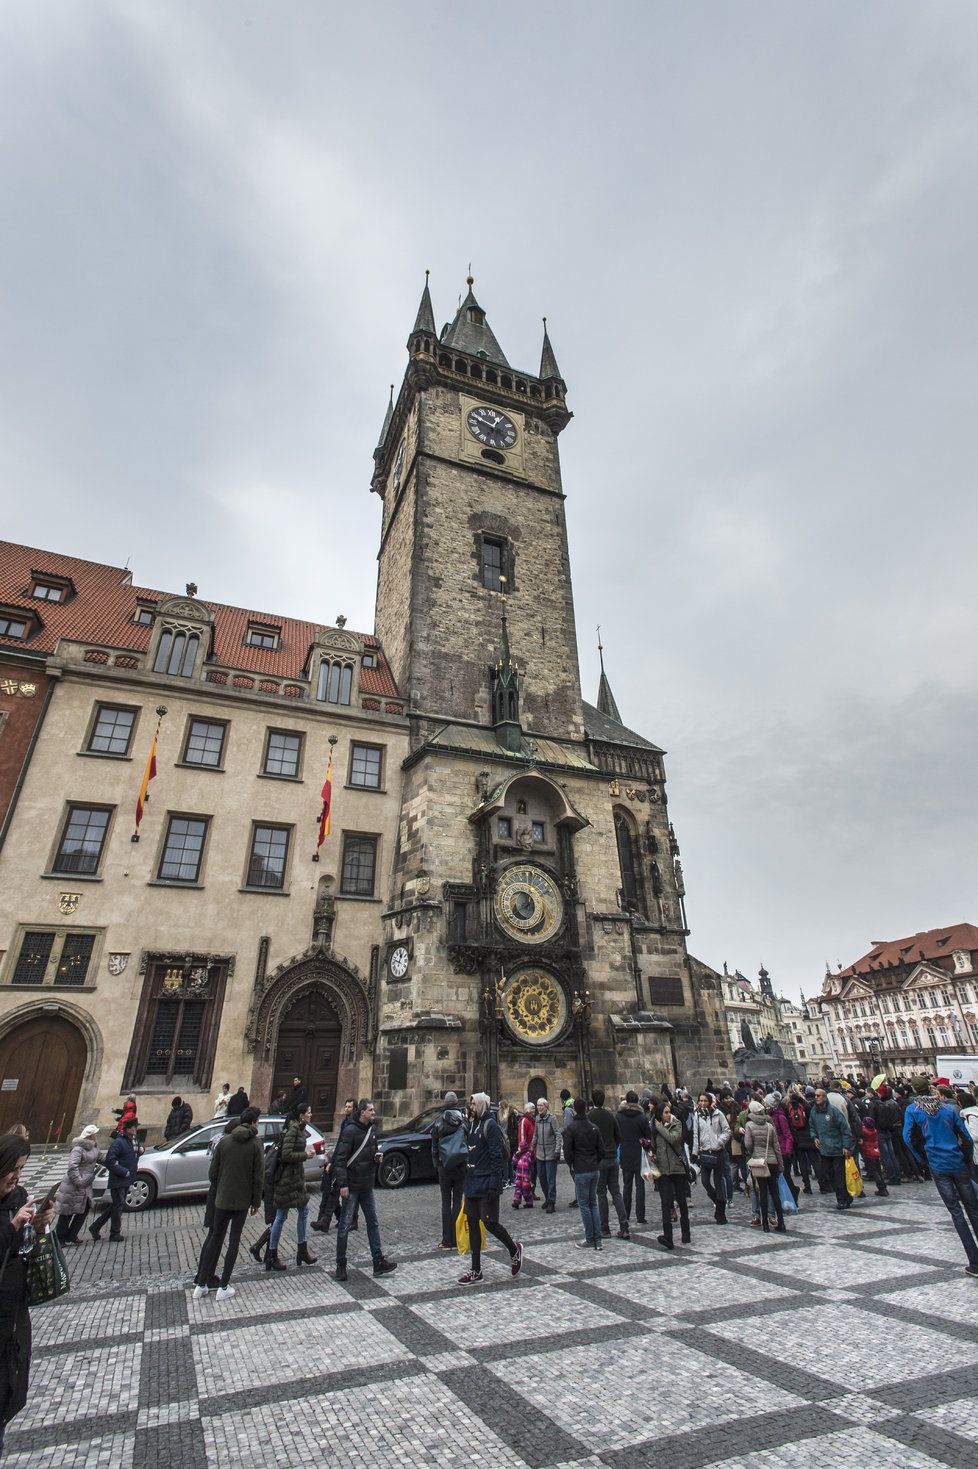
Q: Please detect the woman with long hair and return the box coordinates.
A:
[651,1100,691,1250]
[0,1133,55,1453]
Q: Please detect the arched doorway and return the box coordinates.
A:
[270,990,341,1131]
[0,1014,87,1140]
[527,1075,548,1105]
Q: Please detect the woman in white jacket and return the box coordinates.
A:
[213,1083,231,1120]
[691,1094,731,1224]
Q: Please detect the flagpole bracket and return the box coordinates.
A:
[130,833,140,844]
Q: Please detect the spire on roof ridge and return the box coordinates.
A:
[540,317,562,380]
[376,384,394,450]
[412,270,436,336]
[595,626,622,722]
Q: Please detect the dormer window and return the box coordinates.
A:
[316,659,353,705]
[361,652,376,669]
[30,574,73,603]
[153,628,200,678]
[134,606,155,626]
[468,307,484,325]
[246,624,280,650]
[0,610,31,640]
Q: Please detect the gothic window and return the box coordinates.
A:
[154,628,200,677]
[8,929,99,987]
[86,704,137,756]
[123,959,228,1089]
[52,805,112,875]
[615,811,641,913]
[340,834,378,897]
[316,659,353,705]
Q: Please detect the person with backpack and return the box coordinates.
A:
[333,1100,396,1281]
[457,1093,522,1284]
[903,1079,978,1276]
[431,1091,469,1248]
[784,1090,815,1195]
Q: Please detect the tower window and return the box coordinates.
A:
[615,811,642,914]
[482,538,504,591]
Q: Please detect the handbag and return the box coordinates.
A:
[747,1122,774,1178]
[26,1230,71,1306]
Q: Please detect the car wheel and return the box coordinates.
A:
[125,1173,157,1211]
[379,1152,410,1189]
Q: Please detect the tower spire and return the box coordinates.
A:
[376,384,395,450]
[440,274,510,366]
[539,317,562,380]
[491,581,522,752]
[595,625,622,722]
[412,270,436,336]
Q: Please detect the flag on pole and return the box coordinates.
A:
[135,734,158,828]
[317,751,333,847]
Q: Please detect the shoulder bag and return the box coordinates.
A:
[747,1123,774,1179]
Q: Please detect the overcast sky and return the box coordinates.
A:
[3,1,976,997]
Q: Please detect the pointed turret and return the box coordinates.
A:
[491,589,522,752]
[440,274,510,366]
[375,384,394,451]
[539,317,562,380]
[412,271,436,336]
[595,630,622,723]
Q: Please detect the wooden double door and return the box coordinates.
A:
[0,1015,87,1141]
[270,990,341,1131]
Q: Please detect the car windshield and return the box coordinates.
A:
[407,1107,444,1133]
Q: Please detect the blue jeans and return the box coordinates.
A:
[336,1187,383,1264]
[878,1133,901,1184]
[574,1170,600,1244]
[537,1158,558,1205]
[931,1169,978,1270]
[269,1202,308,1251]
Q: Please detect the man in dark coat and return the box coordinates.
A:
[587,1088,630,1239]
[457,1092,522,1284]
[332,1100,396,1281]
[285,1077,308,1119]
[617,1091,652,1225]
[193,1107,264,1300]
[163,1097,193,1139]
[226,1087,249,1119]
[89,1120,139,1241]
[430,1091,468,1248]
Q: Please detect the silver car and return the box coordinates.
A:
[92,1115,326,1212]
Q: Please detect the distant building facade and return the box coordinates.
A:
[815,923,978,1075]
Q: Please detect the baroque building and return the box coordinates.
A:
[815,923,978,1075]
[0,277,731,1141]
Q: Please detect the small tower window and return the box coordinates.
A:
[468,307,484,325]
[482,538,504,592]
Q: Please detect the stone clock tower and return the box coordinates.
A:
[370,276,731,1119]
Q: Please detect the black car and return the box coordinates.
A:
[376,1105,446,1188]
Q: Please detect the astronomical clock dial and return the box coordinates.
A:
[493,864,563,945]
[388,945,409,979]
[502,968,567,1046]
[466,405,518,450]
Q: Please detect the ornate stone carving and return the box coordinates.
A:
[313,627,363,654]
[155,596,212,623]
[247,948,371,1064]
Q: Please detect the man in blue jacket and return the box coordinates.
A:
[903,1080,978,1276]
[89,1118,139,1242]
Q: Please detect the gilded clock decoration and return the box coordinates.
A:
[493,864,563,945]
[502,968,567,1046]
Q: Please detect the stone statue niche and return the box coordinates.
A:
[732,1019,805,1084]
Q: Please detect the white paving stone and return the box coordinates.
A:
[409,1281,627,1349]
[192,1309,410,1397]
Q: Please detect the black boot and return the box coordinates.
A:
[297,1241,318,1266]
[249,1228,270,1263]
[264,1249,287,1272]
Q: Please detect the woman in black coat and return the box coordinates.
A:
[0,1134,54,1454]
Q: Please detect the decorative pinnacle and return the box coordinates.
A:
[466,262,474,286]
[597,623,605,674]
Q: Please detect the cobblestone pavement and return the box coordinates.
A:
[8,1167,978,1469]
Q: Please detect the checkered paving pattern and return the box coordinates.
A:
[5,1178,978,1468]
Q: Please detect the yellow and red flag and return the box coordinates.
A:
[317,750,333,847]
[135,734,158,828]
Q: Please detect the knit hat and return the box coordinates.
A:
[748,1099,765,1113]
[763,1093,779,1109]
[443,1092,458,1106]
[80,1124,99,1139]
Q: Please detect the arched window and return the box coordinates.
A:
[153,628,199,677]
[615,811,641,912]
[527,1076,547,1105]
[316,660,353,705]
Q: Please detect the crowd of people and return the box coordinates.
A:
[1,1067,976,1449]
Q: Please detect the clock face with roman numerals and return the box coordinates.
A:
[466,405,517,450]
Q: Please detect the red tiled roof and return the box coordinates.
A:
[0,540,399,698]
[841,923,978,977]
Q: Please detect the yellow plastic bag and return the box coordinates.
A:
[455,1207,486,1255]
[845,1154,863,1198]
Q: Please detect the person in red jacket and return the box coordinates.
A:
[859,1116,889,1197]
[113,1097,137,1136]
